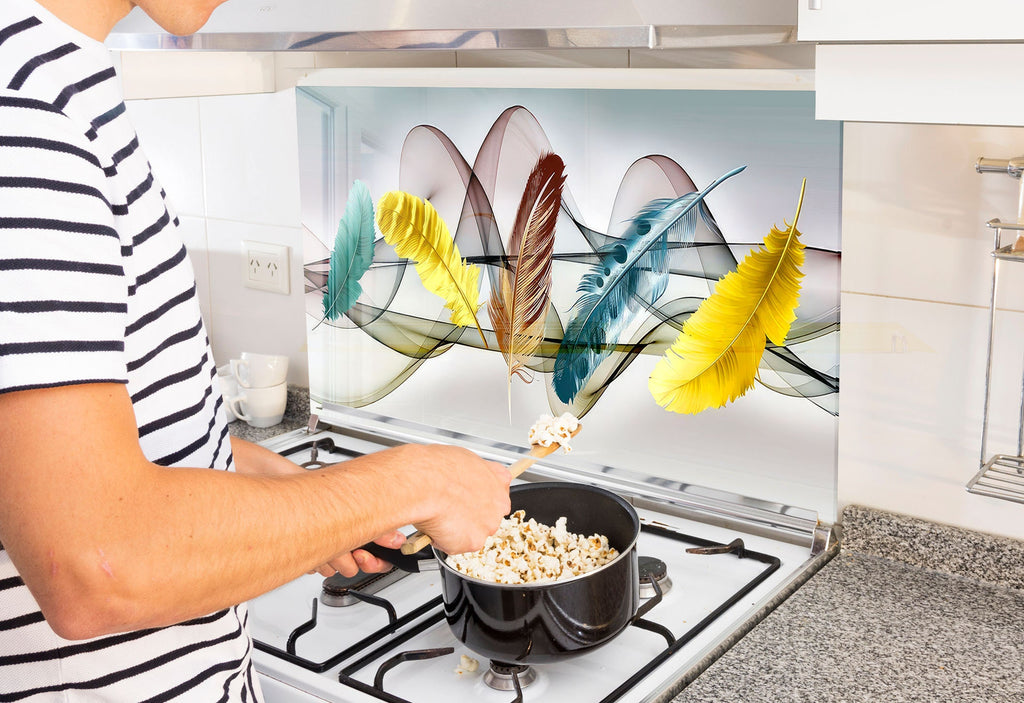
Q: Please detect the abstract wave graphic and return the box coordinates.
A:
[553,165,745,406]
[303,106,840,417]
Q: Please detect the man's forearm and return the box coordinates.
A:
[0,383,508,640]
[76,447,425,636]
[230,435,407,578]
[231,435,305,476]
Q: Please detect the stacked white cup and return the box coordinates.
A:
[222,352,289,428]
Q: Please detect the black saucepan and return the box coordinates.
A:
[363,482,656,664]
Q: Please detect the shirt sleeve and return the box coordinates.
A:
[0,93,129,394]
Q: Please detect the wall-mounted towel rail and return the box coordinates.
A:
[969,157,1024,505]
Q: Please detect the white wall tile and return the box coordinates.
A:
[125,97,205,217]
[838,292,1024,540]
[205,219,308,385]
[842,122,1024,310]
[108,50,122,79]
[199,90,302,227]
[175,216,212,332]
[839,120,1024,537]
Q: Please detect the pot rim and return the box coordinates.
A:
[433,481,640,589]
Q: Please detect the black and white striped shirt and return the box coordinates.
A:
[0,0,260,699]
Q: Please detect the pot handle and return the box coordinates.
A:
[359,541,438,573]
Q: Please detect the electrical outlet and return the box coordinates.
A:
[242,241,290,295]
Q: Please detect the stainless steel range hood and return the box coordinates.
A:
[107,0,797,53]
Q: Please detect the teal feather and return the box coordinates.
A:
[323,180,375,320]
[553,166,745,403]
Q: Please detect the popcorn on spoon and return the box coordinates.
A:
[398,417,582,555]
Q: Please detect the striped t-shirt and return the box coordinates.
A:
[0,0,261,700]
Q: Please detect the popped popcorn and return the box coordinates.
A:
[527,412,580,453]
[445,510,618,584]
[454,654,479,675]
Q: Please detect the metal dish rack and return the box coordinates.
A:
[968,156,1024,504]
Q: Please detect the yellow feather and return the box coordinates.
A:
[649,179,807,414]
[375,191,487,347]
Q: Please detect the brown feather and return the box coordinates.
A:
[490,153,565,392]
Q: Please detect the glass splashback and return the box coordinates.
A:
[296,71,840,522]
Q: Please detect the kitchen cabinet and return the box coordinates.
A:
[813,43,1024,126]
[800,2,1024,125]
[798,0,1024,42]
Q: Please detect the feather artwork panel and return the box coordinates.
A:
[648,179,808,414]
[323,180,375,321]
[375,190,487,346]
[552,166,745,404]
[490,153,565,391]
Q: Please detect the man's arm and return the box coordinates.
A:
[0,383,510,640]
[230,435,403,576]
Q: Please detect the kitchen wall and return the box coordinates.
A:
[116,51,1024,540]
[116,46,811,387]
[119,53,310,385]
[841,122,1024,541]
[117,49,644,386]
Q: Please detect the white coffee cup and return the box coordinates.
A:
[231,352,289,389]
[216,364,239,421]
[226,382,288,428]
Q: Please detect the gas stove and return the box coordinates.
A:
[247,418,835,703]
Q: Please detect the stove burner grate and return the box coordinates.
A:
[277,436,362,469]
[321,567,409,607]
[373,647,454,691]
[254,522,782,703]
[638,555,673,599]
[254,595,443,675]
[483,661,538,692]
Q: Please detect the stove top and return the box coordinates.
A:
[248,424,834,703]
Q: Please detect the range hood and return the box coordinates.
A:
[107,0,797,53]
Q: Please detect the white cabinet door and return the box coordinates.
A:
[798,0,1024,42]
[815,43,1024,126]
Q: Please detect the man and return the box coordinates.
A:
[0,0,512,699]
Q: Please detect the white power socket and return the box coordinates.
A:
[242,240,290,295]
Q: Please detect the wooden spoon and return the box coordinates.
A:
[399,424,581,555]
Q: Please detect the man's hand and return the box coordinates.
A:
[404,444,512,556]
[313,529,406,578]
[230,436,512,567]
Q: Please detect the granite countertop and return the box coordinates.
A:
[672,505,1024,702]
[227,385,310,443]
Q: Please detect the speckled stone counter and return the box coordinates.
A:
[672,506,1024,703]
[840,504,1024,591]
[227,385,310,444]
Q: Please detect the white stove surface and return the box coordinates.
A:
[249,427,821,703]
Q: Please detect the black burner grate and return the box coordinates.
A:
[253,523,781,703]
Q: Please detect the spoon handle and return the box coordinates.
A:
[398,426,579,556]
